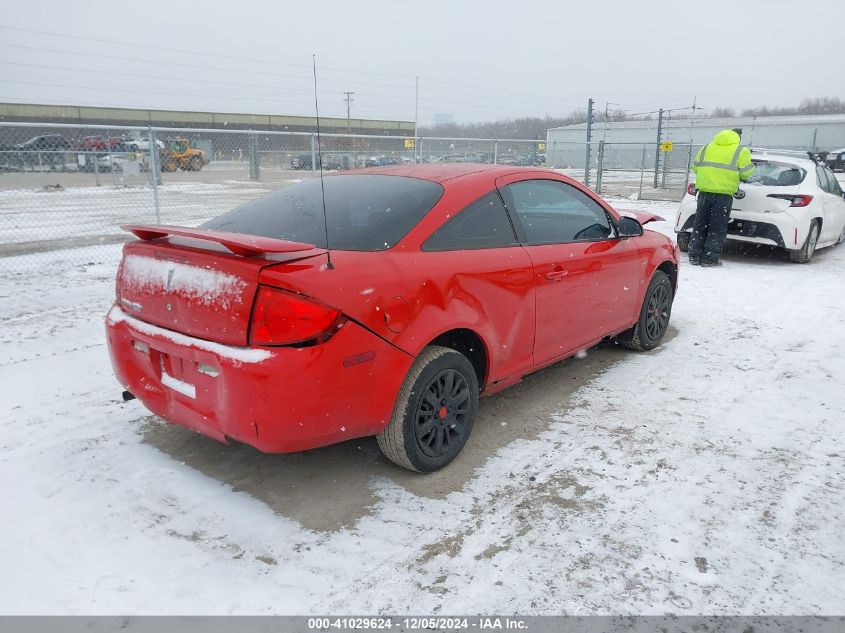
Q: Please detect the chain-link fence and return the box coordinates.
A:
[0,123,557,270]
[8,121,804,271]
[592,141,698,201]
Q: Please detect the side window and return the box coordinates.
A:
[816,166,832,193]
[501,179,613,244]
[824,168,842,196]
[423,191,517,251]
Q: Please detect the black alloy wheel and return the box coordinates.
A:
[414,368,471,459]
[616,270,673,351]
[377,346,479,472]
[645,282,671,342]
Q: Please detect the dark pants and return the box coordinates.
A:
[689,192,733,262]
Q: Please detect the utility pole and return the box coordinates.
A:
[653,107,664,188]
[343,92,355,132]
[414,76,419,163]
[343,91,355,166]
[602,101,617,143]
[585,97,594,188]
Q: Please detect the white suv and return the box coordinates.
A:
[675,151,845,263]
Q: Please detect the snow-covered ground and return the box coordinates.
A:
[0,181,272,246]
[1,198,843,615]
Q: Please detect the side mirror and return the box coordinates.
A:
[617,216,644,238]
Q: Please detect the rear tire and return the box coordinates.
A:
[789,220,820,263]
[377,345,479,473]
[616,270,673,351]
[676,232,690,252]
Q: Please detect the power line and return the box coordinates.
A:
[0,44,575,115]
[0,43,416,90]
[0,60,346,97]
[0,28,577,109]
[0,78,363,111]
[0,23,422,81]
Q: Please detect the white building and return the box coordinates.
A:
[547,113,845,149]
[545,113,845,171]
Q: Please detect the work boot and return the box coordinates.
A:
[700,259,722,267]
[689,255,701,266]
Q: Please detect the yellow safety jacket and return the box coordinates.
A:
[691,130,754,194]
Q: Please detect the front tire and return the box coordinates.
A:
[789,220,820,263]
[616,270,673,351]
[377,345,479,473]
[676,232,690,252]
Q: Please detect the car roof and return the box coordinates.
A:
[339,162,551,183]
[750,152,817,170]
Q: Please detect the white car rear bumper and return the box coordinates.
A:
[675,195,811,250]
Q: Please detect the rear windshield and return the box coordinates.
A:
[747,160,806,187]
[203,175,444,251]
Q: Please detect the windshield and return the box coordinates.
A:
[202,175,444,251]
[747,160,806,186]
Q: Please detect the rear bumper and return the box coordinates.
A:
[106,305,413,453]
[675,201,809,249]
[677,213,787,248]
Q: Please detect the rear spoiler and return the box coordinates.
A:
[750,147,825,165]
[122,224,315,257]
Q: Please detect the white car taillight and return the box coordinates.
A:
[767,194,813,208]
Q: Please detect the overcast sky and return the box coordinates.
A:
[1,0,842,126]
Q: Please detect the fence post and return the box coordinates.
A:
[248,132,260,181]
[310,134,317,173]
[653,108,664,188]
[107,143,113,186]
[93,147,101,187]
[595,140,605,194]
[683,143,694,193]
[638,143,647,199]
[148,127,161,224]
[493,139,498,165]
[584,97,594,187]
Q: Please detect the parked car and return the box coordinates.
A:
[106,164,679,472]
[515,153,542,167]
[291,153,349,170]
[823,148,845,172]
[14,134,70,167]
[78,136,126,152]
[76,153,128,173]
[364,155,400,167]
[675,151,845,263]
[124,138,165,153]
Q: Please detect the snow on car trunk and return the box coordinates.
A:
[116,242,269,346]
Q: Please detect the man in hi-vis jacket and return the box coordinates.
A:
[689,128,754,266]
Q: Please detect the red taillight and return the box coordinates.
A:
[249,285,343,346]
[767,193,813,207]
[687,183,697,196]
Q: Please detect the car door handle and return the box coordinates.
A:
[545,269,568,281]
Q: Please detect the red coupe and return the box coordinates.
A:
[106,164,679,472]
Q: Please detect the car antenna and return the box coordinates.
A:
[312,54,334,270]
